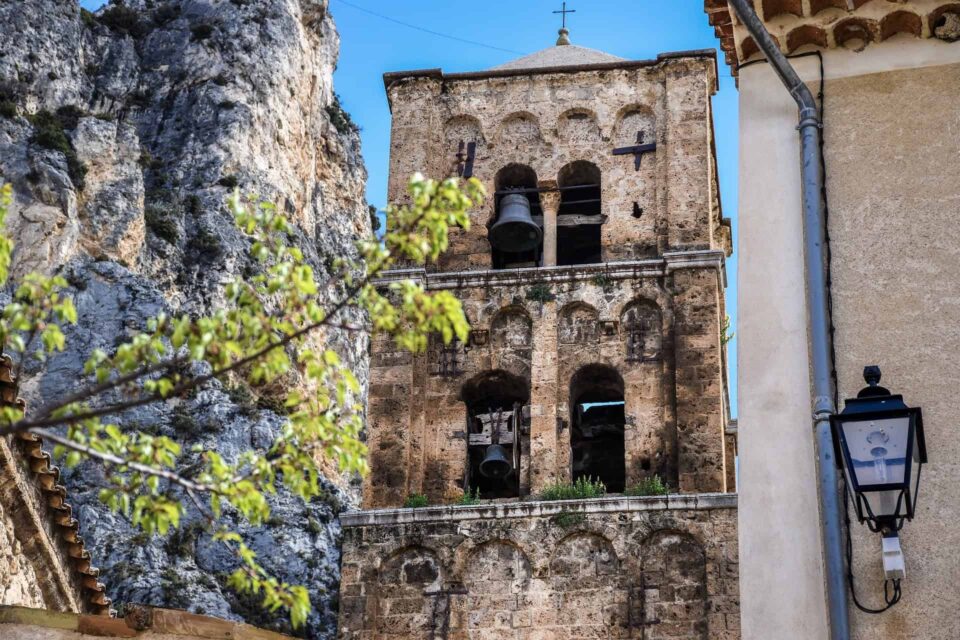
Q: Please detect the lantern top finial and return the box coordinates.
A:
[858,365,891,398]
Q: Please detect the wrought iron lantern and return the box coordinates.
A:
[831,366,926,533]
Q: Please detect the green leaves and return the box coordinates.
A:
[0,183,12,286]
[0,174,481,629]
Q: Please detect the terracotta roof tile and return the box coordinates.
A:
[703,0,960,76]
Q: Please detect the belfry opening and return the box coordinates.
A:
[570,364,626,492]
[557,160,603,266]
[461,370,529,499]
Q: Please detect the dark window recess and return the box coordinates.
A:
[570,364,625,492]
[461,370,529,499]
[491,164,542,270]
[557,161,602,266]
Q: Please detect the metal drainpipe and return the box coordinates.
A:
[727,1,850,639]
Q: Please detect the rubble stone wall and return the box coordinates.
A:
[337,495,740,640]
[365,259,729,508]
[366,51,734,509]
[384,55,730,270]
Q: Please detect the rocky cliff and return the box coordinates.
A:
[0,0,368,636]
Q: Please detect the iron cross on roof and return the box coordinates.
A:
[612,131,657,171]
[553,2,575,29]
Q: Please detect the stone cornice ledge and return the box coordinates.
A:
[373,250,726,290]
[341,492,737,527]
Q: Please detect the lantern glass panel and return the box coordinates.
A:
[840,415,910,489]
[862,488,903,519]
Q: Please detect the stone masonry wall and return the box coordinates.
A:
[384,55,730,269]
[0,437,82,613]
[366,52,732,507]
[365,259,729,508]
[337,494,739,639]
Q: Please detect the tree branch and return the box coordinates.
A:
[32,427,216,494]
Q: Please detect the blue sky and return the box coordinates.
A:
[80,0,739,413]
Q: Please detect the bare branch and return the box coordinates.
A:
[31,356,188,422]
[32,427,216,494]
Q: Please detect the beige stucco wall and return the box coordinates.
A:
[737,36,960,640]
[826,58,960,640]
[737,54,829,640]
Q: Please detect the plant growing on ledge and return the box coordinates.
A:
[625,475,670,497]
[539,477,607,501]
[591,273,614,291]
[550,510,586,529]
[0,173,483,629]
[403,493,430,508]
[457,487,481,505]
[525,283,556,304]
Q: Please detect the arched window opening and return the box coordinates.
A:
[490,164,543,270]
[557,161,602,266]
[570,364,625,492]
[461,370,529,499]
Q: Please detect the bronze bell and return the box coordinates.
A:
[489,193,542,253]
[479,444,513,479]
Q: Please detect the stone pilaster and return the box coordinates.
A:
[671,267,727,493]
[529,300,560,492]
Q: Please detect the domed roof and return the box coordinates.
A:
[490,29,626,71]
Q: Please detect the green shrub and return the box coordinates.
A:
[128,90,152,109]
[0,101,16,119]
[457,488,481,506]
[550,511,586,528]
[56,105,86,130]
[144,206,179,244]
[368,204,381,233]
[28,110,87,190]
[624,475,670,497]
[325,93,358,135]
[188,228,223,258]
[217,174,239,189]
[99,5,148,38]
[29,111,71,155]
[539,477,606,501]
[170,406,201,437]
[403,493,429,509]
[185,195,202,216]
[164,520,204,558]
[191,24,214,41]
[592,273,614,291]
[153,3,180,26]
[80,7,97,29]
[525,283,556,304]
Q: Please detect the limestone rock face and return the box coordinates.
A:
[0,0,368,636]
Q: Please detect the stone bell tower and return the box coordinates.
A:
[338,28,740,640]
